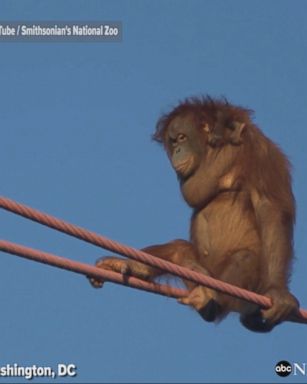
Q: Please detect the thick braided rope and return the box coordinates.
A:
[0,240,186,298]
[1,196,307,323]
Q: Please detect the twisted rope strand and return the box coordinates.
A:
[0,240,186,299]
[1,196,306,323]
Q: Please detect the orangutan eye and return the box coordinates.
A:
[177,134,186,142]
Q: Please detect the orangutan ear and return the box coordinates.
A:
[229,122,246,145]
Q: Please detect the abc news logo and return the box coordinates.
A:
[275,361,306,377]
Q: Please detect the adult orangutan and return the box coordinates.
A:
[90,96,299,332]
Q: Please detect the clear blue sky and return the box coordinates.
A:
[1,1,307,383]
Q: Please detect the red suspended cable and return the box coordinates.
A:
[0,196,306,324]
[0,240,186,299]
